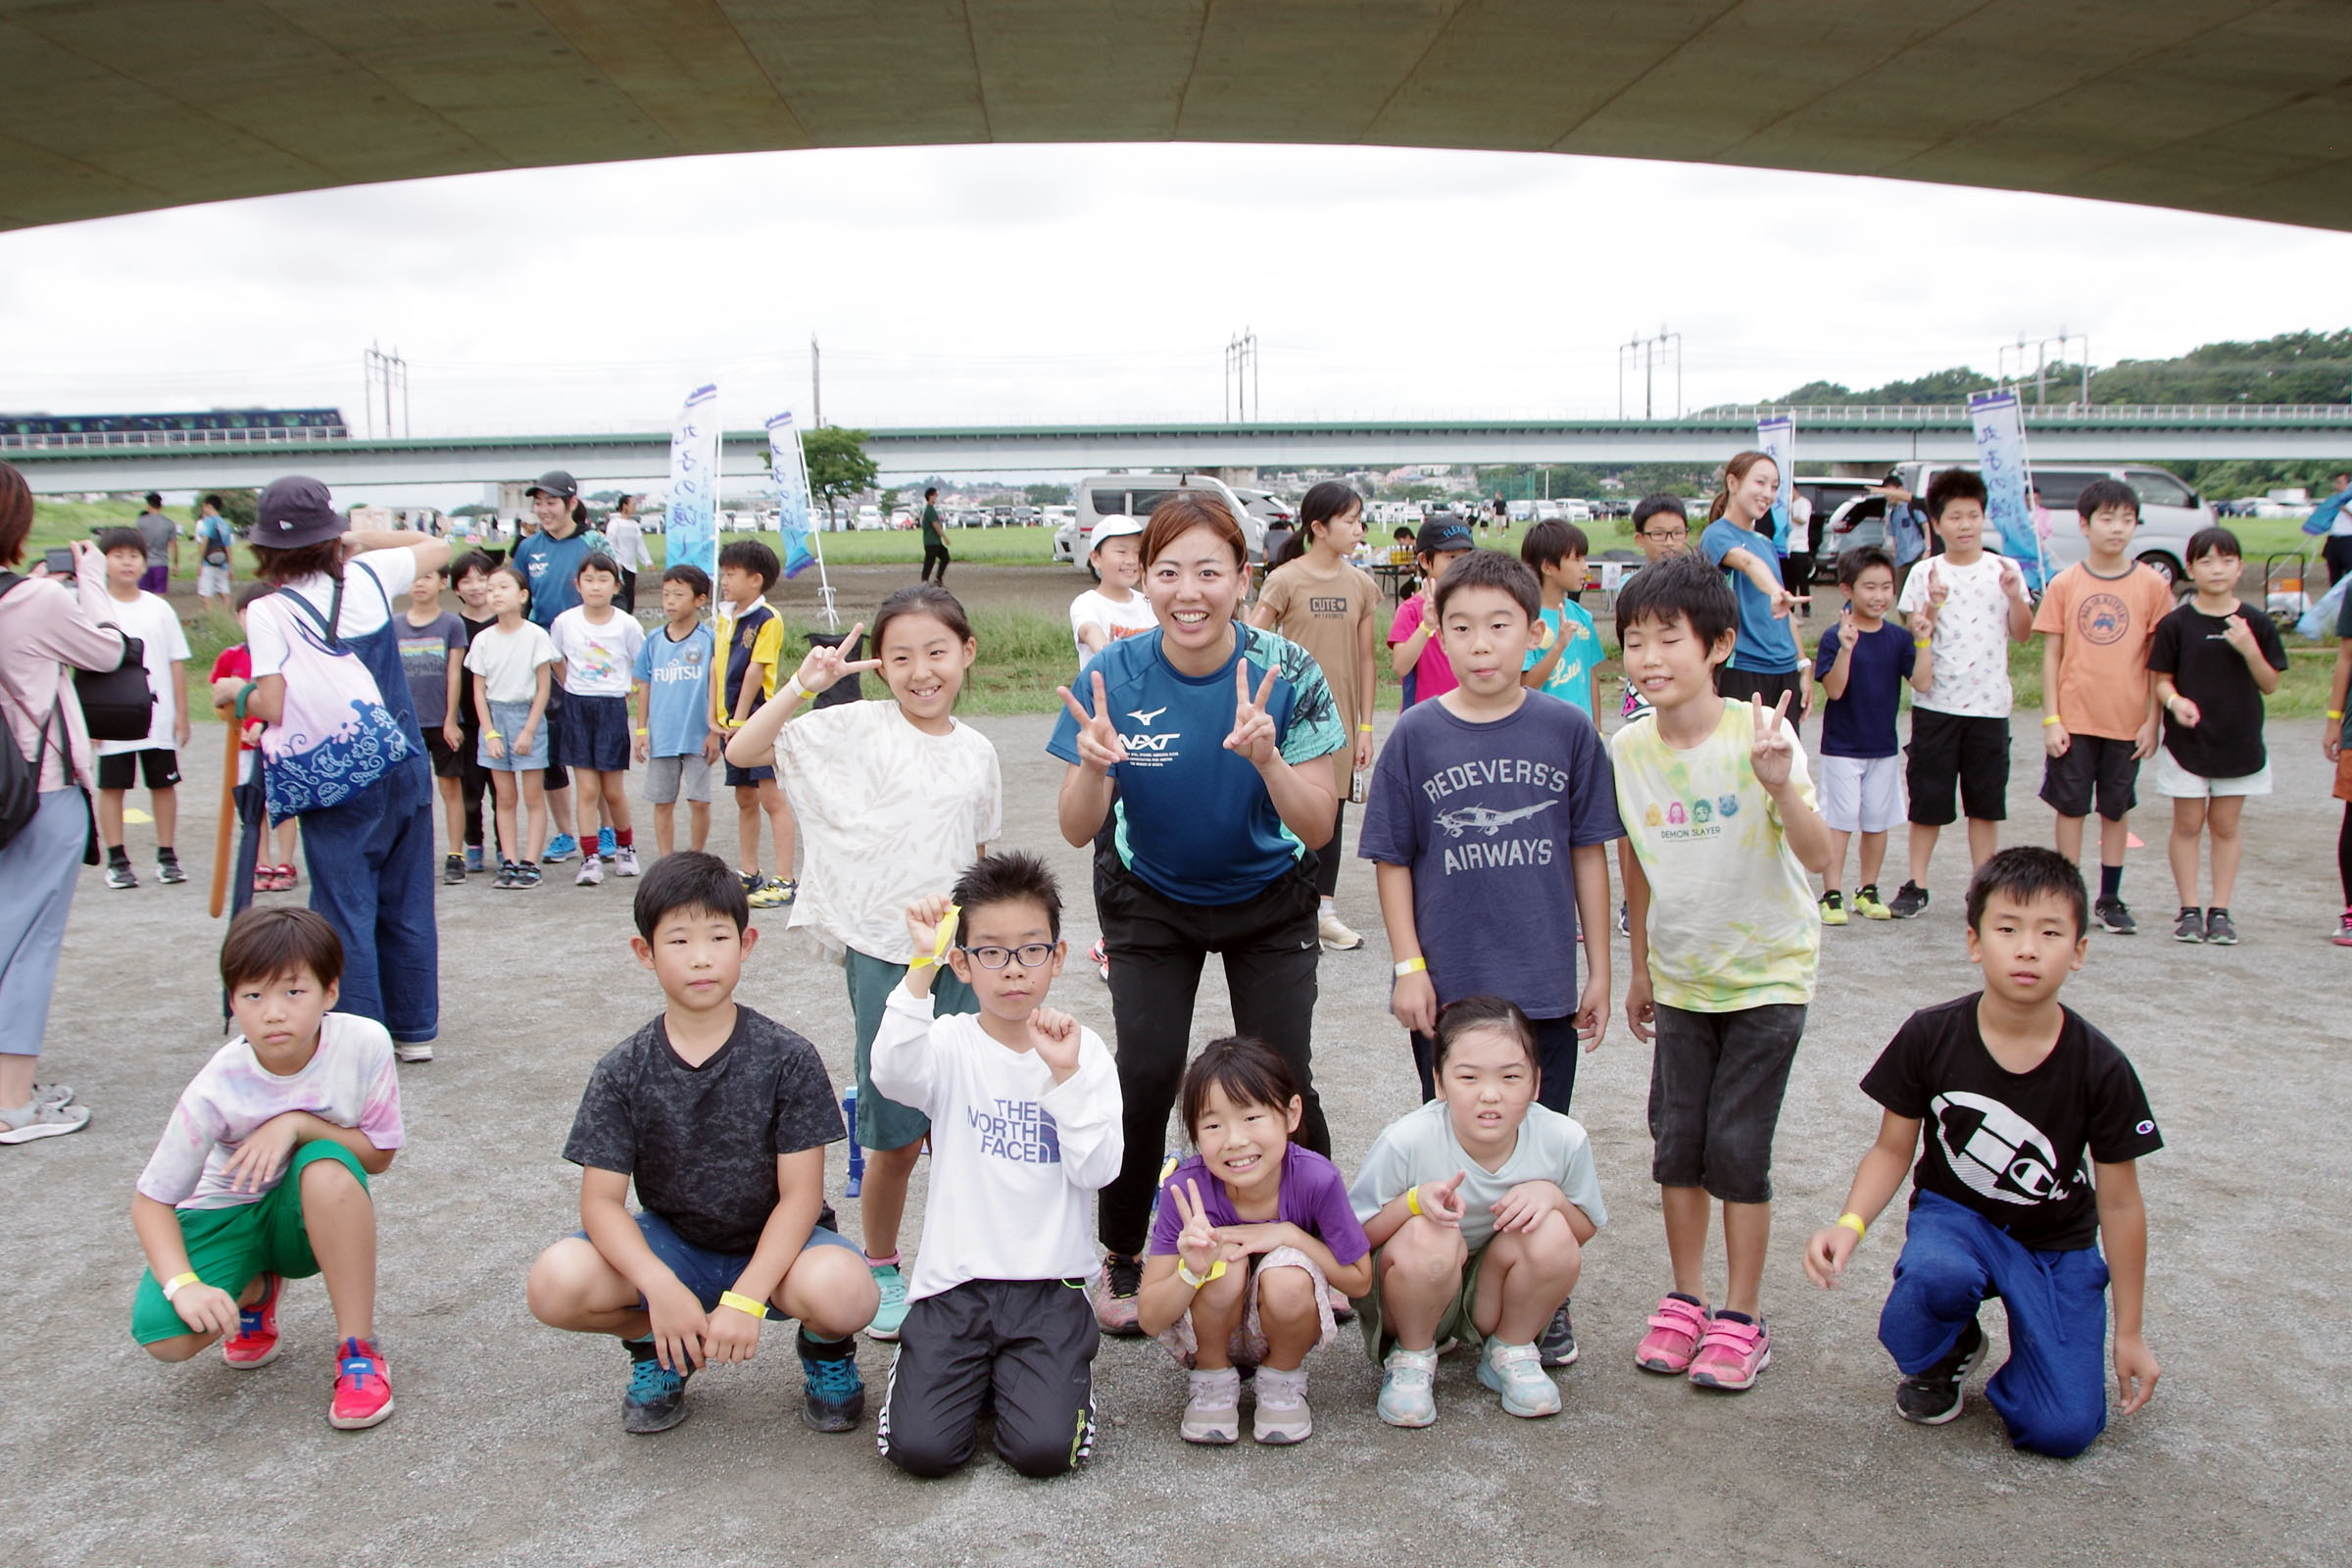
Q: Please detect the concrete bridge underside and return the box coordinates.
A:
[3,1,2349,235]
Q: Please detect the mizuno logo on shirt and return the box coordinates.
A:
[1128,707,1169,725]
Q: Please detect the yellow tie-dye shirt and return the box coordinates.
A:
[1609,701,1821,1010]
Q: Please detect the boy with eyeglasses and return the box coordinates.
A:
[1619,495,1691,722]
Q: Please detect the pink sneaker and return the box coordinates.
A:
[1634,1293,1709,1375]
[2334,909,2352,948]
[1688,1312,1772,1392]
[222,1273,281,1368]
[329,1337,395,1430]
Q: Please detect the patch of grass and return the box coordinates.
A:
[773,605,1085,716]
[652,524,1060,570]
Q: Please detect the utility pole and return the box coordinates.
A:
[363,341,409,438]
[1225,329,1259,422]
[1997,329,2090,405]
[1617,327,1683,418]
[811,334,822,427]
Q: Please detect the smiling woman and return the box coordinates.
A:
[1048,490,1349,1331]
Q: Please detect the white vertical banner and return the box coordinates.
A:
[1755,415,1795,554]
[1968,390,2047,592]
[766,410,839,628]
[665,383,721,579]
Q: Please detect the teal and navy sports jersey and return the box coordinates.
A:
[1047,623,1346,905]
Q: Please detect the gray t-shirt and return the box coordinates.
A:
[1348,1100,1607,1251]
[136,509,177,566]
[564,1005,844,1254]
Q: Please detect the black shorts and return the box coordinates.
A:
[724,759,777,789]
[1647,1002,1806,1205]
[2040,733,2140,821]
[422,728,465,780]
[1715,665,1806,727]
[97,748,180,792]
[1905,709,2011,826]
[554,692,632,772]
[538,687,568,791]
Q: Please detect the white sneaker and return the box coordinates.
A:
[612,847,640,877]
[1477,1337,1561,1418]
[394,1041,434,1064]
[1252,1366,1312,1444]
[576,856,604,887]
[1181,1366,1241,1445]
[1317,910,1364,951]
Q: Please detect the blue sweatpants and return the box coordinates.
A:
[1879,1190,2113,1458]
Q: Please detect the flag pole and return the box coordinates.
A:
[794,422,839,629]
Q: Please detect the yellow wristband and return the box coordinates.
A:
[1176,1257,1227,1290]
[1405,1185,1424,1218]
[2330,710,2346,720]
[2041,715,2063,727]
[633,726,649,735]
[718,1290,767,1319]
[162,1271,201,1300]
[1914,639,1931,649]
[1357,722,1375,732]
[1394,956,1426,978]
[1836,1212,1867,1242]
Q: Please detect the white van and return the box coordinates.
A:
[1054,473,1268,574]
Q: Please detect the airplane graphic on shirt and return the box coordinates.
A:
[1434,800,1559,838]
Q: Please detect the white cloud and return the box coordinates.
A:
[2,142,2347,439]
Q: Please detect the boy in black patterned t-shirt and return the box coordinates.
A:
[524,853,878,1435]
[1804,848,2163,1456]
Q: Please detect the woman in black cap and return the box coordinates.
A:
[227,476,451,1062]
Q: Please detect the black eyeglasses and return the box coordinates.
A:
[957,942,1057,970]
[1641,527,1689,542]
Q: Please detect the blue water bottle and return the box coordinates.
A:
[841,1087,864,1198]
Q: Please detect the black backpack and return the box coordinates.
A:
[0,575,69,851]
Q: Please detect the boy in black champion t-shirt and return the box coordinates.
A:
[1803,848,2163,1456]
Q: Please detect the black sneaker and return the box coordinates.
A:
[1887,881,1930,919]
[799,1332,866,1433]
[442,854,466,886]
[2172,906,2204,943]
[1894,1316,1985,1426]
[491,861,520,890]
[1093,1251,1146,1336]
[2094,897,2137,935]
[106,861,138,890]
[622,1341,691,1435]
[2203,907,2236,946]
[1538,1299,1579,1367]
[155,856,186,885]
[516,861,543,888]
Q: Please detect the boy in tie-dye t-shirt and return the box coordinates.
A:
[1605,556,1830,1399]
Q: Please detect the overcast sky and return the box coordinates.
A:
[4,141,2350,444]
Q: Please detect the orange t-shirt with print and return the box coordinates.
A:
[2031,562,2175,740]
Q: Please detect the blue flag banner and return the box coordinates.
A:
[765,411,818,579]
[1755,416,1794,554]
[665,383,720,579]
[1969,390,2046,593]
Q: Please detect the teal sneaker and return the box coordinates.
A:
[622,1343,692,1434]
[1376,1347,1439,1428]
[1478,1337,1561,1418]
[542,833,579,864]
[865,1261,909,1342]
[799,1334,866,1433]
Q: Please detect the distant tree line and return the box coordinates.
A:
[1767,329,2352,408]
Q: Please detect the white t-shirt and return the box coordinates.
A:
[772,701,1004,963]
[136,1013,405,1210]
[869,989,1123,1301]
[1347,1100,1607,1252]
[463,619,561,706]
[549,606,646,698]
[1610,699,1821,1011]
[606,514,652,571]
[1067,588,1158,664]
[246,548,417,666]
[1788,493,1814,554]
[1896,551,2016,717]
[91,590,190,755]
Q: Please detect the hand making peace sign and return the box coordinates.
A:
[1055,670,1129,773]
[1167,1178,1246,1278]
[1223,661,1280,766]
[1749,690,1796,790]
[792,619,883,695]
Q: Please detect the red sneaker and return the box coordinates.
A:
[329,1337,395,1430]
[276,863,301,891]
[222,1273,281,1368]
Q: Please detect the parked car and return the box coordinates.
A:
[1818,462,2212,586]
[1232,487,1296,536]
[1054,471,1269,576]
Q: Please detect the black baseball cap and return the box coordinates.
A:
[1415,518,1474,556]
[525,469,578,500]
[254,476,349,549]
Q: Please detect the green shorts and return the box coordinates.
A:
[845,949,978,1152]
[1355,1235,1495,1365]
[130,1142,370,1345]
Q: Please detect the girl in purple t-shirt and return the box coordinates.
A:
[1134,1038,1373,1446]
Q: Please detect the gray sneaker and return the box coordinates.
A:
[1538,1300,1580,1367]
[2094,898,2137,936]
[2203,908,2238,946]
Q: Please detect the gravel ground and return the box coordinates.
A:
[4,688,2346,1567]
